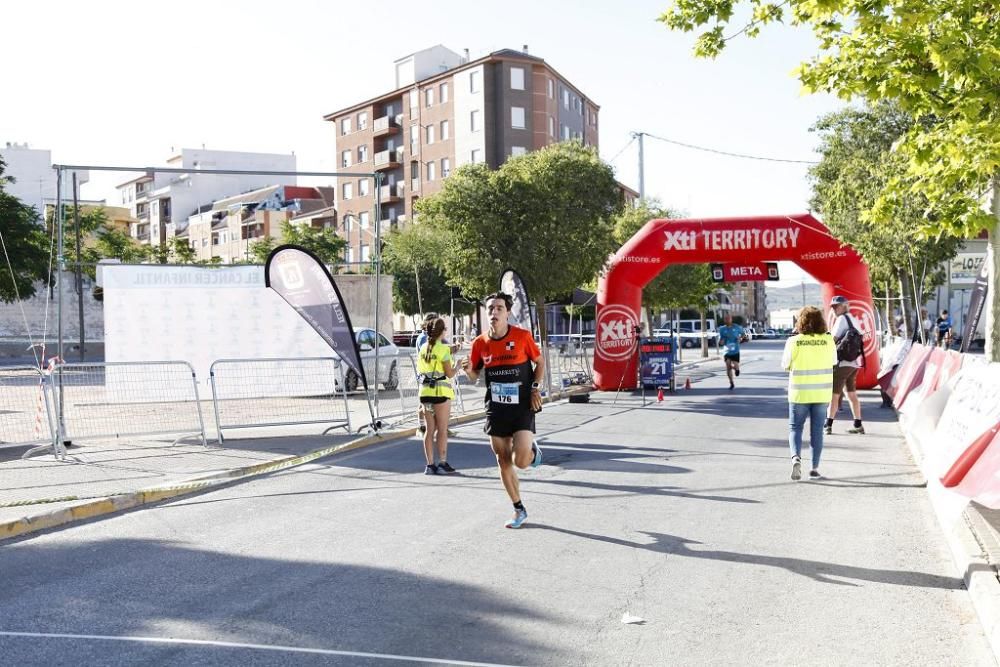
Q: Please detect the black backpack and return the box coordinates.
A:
[836,316,864,363]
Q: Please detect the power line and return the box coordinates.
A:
[605,136,636,165]
[643,132,819,165]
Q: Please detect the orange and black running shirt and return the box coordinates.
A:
[469,325,541,411]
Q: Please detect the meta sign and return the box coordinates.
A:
[710,262,780,283]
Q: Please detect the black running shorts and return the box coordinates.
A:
[484,410,535,438]
[724,352,741,362]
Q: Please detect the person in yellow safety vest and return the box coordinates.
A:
[781,306,837,481]
[417,316,460,475]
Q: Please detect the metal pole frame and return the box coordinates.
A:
[52,162,386,427]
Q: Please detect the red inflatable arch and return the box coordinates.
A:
[594,213,879,390]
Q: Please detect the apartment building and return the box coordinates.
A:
[726,281,768,325]
[115,148,297,247]
[183,184,336,263]
[1,142,91,213]
[324,45,600,263]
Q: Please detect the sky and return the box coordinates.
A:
[0,0,841,286]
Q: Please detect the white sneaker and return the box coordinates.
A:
[791,457,802,481]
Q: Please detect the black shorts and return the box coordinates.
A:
[484,409,535,438]
[724,352,740,362]
[419,396,448,405]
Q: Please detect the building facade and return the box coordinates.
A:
[115,148,297,248]
[1,142,91,213]
[324,45,600,263]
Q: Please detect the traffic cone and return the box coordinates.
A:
[657,387,665,402]
[684,377,692,390]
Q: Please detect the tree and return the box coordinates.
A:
[248,235,277,265]
[658,1,1000,358]
[382,222,473,317]
[0,158,50,302]
[278,222,346,265]
[53,207,150,281]
[417,141,621,342]
[809,101,964,337]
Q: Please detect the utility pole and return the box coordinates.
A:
[631,131,646,201]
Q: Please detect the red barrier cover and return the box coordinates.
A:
[954,430,1000,508]
[898,347,947,413]
[929,363,1000,489]
[888,344,933,405]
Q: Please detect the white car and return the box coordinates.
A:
[336,328,400,392]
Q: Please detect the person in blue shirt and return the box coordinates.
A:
[717,314,745,390]
[935,309,953,349]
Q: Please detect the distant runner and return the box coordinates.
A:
[717,314,744,390]
[461,292,544,529]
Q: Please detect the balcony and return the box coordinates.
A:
[373,116,400,137]
[379,183,403,202]
[373,148,403,171]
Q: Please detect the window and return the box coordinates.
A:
[425,124,435,144]
[562,125,570,141]
[410,124,419,152]
[360,211,369,229]
[510,66,525,90]
[411,161,420,190]
[341,117,352,135]
[361,244,370,262]
[357,144,368,162]
[547,78,554,98]
[341,150,352,168]
[441,157,451,177]
[440,82,449,103]
[343,214,353,234]
[358,111,368,130]
[511,106,525,129]
[470,70,480,93]
[548,116,555,137]
[563,89,569,109]
[471,149,482,164]
[342,182,353,200]
[359,179,370,197]
[409,88,419,118]
[512,146,527,157]
[201,238,208,247]
[440,120,450,140]
[470,109,480,132]
[426,161,436,181]
[346,246,354,263]
[425,87,434,107]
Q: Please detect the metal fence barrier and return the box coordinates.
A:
[548,340,594,390]
[210,357,352,441]
[0,365,61,459]
[51,361,207,446]
[373,354,420,426]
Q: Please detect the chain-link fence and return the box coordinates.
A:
[210,357,352,441]
[548,337,594,390]
[51,361,207,446]
[0,365,59,458]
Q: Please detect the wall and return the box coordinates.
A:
[0,271,105,345]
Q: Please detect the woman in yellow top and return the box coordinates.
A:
[781,306,837,481]
[417,317,460,475]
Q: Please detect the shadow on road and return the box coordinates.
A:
[529,526,963,590]
[0,538,562,665]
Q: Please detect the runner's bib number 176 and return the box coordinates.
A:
[491,382,520,404]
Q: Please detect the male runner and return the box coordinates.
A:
[717,314,744,390]
[461,292,544,529]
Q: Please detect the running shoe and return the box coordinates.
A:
[505,508,528,529]
[735,368,740,377]
[791,457,802,481]
[447,429,459,437]
[729,381,735,390]
[809,470,823,479]
[424,464,438,475]
[438,461,457,474]
[847,425,865,435]
[823,425,833,436]
[530,441,543,468]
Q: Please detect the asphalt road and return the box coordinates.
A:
[0,341,994,666]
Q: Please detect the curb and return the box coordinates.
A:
[0,389,583,543]
[901,427,1000,660]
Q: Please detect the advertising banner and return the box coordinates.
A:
[266,245,368,390]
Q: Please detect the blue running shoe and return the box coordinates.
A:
[505,508,528,529]
[530,441,543,468]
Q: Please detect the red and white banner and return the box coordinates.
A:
[887,343,933,406]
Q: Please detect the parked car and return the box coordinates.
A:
[392,330,420,347]
[762,329,779,340]
[654,320,720,349]
[336,328,400,392]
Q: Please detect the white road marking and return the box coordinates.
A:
[0,630,522,667]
